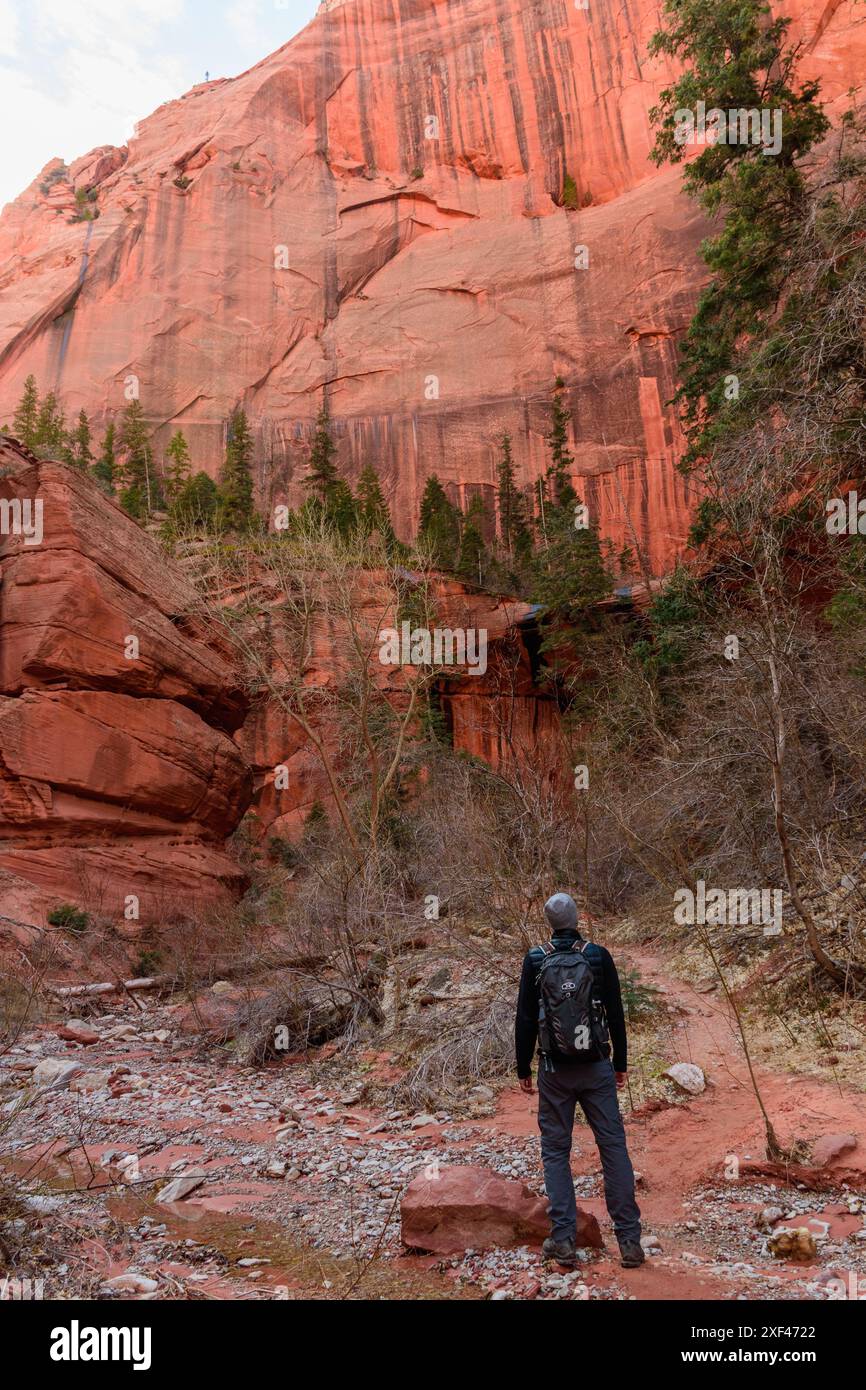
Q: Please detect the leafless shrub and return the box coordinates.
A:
[390,995,514,1110]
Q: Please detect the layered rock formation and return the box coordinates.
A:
[0,438,252,924]
[2,0,860,574]
[0,442,556,926]
[221,559,558,842]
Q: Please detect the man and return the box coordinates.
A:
[515,891,644,1269]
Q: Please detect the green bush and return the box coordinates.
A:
[620,968,663,1022]
[47,904,91,935]
[135,949,162,977]
[561,172,579,210]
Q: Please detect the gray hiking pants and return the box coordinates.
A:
[537,1057,641,1246]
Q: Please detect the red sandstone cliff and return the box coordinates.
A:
[0,441,553,926]
[0,438,252,925]
[2,0,861,575]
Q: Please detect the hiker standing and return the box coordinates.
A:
[515,892,644,1268]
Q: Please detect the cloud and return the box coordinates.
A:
[0,0,187,206]
[31,0,185,50]
[0,0,320,207]
[0,0,19,57]
[226,0,318,64]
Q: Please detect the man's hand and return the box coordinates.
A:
[519,1075,534,1094]
[615,1071,626,1089]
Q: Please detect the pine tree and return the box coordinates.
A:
[648,0,829,463]
[33,391,67,459]
[172,471,218,531]
[67,409,93,470]
[118,399,157,518]
[530,502,611,662]
[356,464,395,546]
[328,477,358,538]
[304,402,339,501]
[496,432,531,560]
[93,422,116,494]
[457,493,488,584]
[546,378,578,515]
[13,375,40,449]
[218,408,255,530]
[418,474,461,569]
[163,429,191,502]
[300,402,360,533]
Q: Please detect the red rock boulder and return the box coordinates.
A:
[400,1163,603,1254]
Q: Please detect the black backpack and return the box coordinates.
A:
[536,939,610,1062]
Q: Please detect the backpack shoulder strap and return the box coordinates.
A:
[531,942,556,983]
[576,939,605,994]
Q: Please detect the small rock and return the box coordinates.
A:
[469,1085,495,1102]
[102,1273,158,1295]
[664,1063,706,1095]
[155,1168,207,1203]
[756,1206,785,1230]
[31,1058,83,1091]
[70,1069,112,1094]
[56,1021,100,1045]
[102,1024,138,1040]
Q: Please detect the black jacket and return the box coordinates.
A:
[515,930,628,1077]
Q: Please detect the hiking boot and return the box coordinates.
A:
[542,1236,577,1268]
[619,1241,645,1269]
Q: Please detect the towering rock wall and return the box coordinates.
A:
[0,0,863,577]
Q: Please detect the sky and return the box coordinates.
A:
[0,0,320,208]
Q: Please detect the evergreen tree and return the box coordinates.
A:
[93,422,116,494]
[163,429,192,502]
[218,408,255,530]
[33,391,67,459]
[649,0,829,463]
[356,464,395,546]
[532,506,609,618]
[13,375,40,449]
[546,378,578,515]
[496,432,531,562]
[171,471,218,531]
[304,402,339,502]
[418,474,461,569]
[457,493,488,584]
[301,402,360,533]
[328,476,359,538]
[67,409,93,470]
[118,399,160,517]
